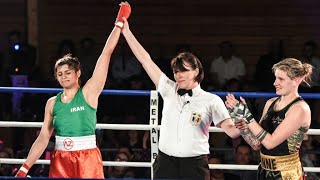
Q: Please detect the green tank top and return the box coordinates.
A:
[53,88,97,137]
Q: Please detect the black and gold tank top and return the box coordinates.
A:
[260,97,308,156]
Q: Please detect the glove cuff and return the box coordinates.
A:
[21,163,30,172]
[115,21,124,28]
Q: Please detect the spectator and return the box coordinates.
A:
[3,30,37,81]
[0,139,14,158]
[78,37,99,83]
[223,136,245,163]
[110,42,142,89]
[0,150,14,176]
[106,151,136,178]
[255,39,285,92]
[227,143,257,180]
[209,41,246,89]
[300,40,320,88]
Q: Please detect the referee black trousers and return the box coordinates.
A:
[153,151,210,180]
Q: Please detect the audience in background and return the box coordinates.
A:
[0,139,14,176]
[78,37,99,83]
[300,41,320,128]
[226,143,257,180]
[105,151,136,178]
[255,39,286,92]
[300,40,320,88]
[110,42,142,89]
[209,41,246,90]
[4,31,37,82]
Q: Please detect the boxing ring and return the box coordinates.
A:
[0,87,320,179]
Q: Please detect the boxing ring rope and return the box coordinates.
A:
[1,158,320,173]
[0,87,320,176]
[1,87,320,98]
[1,122,320,135]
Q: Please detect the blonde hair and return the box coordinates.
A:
[272,58,314,86]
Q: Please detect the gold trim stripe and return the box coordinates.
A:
[260,152,300,171]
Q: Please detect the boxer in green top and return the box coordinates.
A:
[15,2,131,178]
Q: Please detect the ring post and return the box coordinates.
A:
[149,90,159,180]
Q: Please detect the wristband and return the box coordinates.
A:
[15,163,30,177]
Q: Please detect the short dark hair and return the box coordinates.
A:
[170,52,204,83]
[54,54,81,79]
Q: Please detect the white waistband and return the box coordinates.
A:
[55,135,96,151]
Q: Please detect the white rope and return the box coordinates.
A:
[0,121,42,128]
[210,164,257,170]
[209,164,320,173]
[97,124,159,131]
[0,158,152,167]
[104,161,152,167]
[1,121,320,135]
[0,159,50,165]
[1,158,319,172]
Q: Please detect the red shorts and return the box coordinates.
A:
[49,147,104,178]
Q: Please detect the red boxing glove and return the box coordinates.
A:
[115,1,131,28]
[15,163,30,177]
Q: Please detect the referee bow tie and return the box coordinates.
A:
[177,89,193,96]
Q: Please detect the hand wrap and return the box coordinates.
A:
[228,102,254,124]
